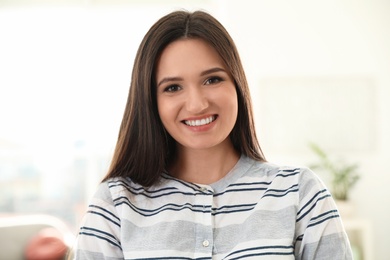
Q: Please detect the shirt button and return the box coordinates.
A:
[200,187,207,192]
[202,240,210,247]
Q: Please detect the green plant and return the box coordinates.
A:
[309,143,360,201]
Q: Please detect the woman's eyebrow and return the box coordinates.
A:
[200,67,226,76]
[157,77,183,87]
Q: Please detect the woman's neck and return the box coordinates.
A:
[168,139,240,185]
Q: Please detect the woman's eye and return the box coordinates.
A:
[164,84,181,92]
[205,76,223,85]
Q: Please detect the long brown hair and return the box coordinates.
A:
[103,10,265,186]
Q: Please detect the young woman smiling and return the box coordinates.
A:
[156,38,239,184]
[73,10,352,260]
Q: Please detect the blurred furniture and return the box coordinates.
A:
[0,214,75,260]
[344,219,373,260]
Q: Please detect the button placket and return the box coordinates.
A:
[198,186,213,253]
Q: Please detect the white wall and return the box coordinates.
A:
[0,0,389,258]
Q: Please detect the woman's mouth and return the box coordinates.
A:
[183,115,217,127]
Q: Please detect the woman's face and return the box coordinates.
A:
[156,38,238,151]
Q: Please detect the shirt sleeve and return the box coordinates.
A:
[72,182,124,260]
[294,168,353,260]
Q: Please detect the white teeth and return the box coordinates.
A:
[184,116,215,126]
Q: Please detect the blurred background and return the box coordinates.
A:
[0,0,388,259]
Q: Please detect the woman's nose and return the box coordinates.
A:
[185,87,209,114]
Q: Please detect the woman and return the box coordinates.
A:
[73,10,352,259]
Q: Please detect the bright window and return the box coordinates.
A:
[0,2,214,229]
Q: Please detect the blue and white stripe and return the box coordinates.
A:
[73,155,352,259]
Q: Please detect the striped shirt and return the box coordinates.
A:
[73,155,352,259]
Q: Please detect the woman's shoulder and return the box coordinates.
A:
[91,177,140,203]
[247,157,309,175]
[245,157,321,185]
[97,176,178,201]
